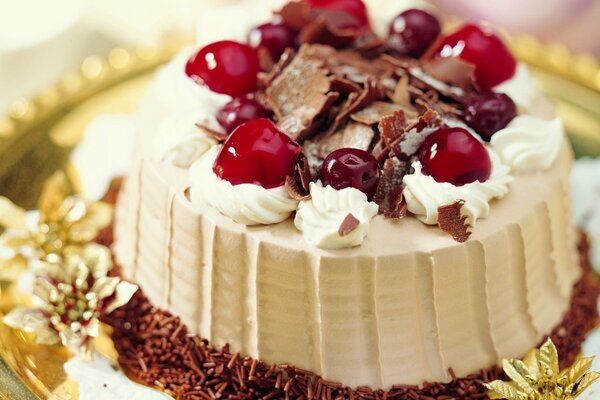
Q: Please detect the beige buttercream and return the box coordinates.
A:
[114,95,580,389]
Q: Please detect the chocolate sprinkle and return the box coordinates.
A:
[338,213,360,237]
[104,233,599,400]
[438,200,472,242]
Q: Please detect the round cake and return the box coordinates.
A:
[113,0,581,392]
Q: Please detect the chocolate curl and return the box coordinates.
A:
[266,45,340,142]
[437,200,472,242]
[331,76,385,132]
[373,157,409,219]
[285,155,313,201]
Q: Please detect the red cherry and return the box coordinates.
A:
[213,119,301,189]
[248,22,297,61]
[216,96,272,134]
[388,9,441,58]
[185,41,260,97]
[308,0,371,31]
[463,92,517,141]
[418,127,492,186]
[434,24,517,90]
[321,148,380,199]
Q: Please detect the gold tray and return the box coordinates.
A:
[1,36,600,400]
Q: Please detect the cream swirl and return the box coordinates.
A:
[493,64,538,111]
[152,109,221,168]
[403,150,512,226]
[490,115,563,173]
[294,182,379,249]
[189,146,298,225]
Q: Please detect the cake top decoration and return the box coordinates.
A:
[181,0,562,246]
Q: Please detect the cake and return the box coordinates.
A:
[111,0,585,395]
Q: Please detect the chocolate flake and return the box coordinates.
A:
[332,77,385,131]
[390,109,443,159]
[422,56,476,91]
[437,200,471,242]
[338,213,360,236]
[195,123,228,143]
[373,157,409,218]
[266,45,339,142]
[351,101,405,125]
[303,122,375,174]
[285,155,313,201]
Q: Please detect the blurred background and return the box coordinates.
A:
[1,0,599,113]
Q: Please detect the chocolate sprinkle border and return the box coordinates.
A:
[102,231,599,400]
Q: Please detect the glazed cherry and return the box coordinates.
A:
[185,41,260,97]
[463,92,517,141]
[248,22,297,61]
[388,9,441,58]
[308,0,371,31]
[434,24,517,90]
[216,96,271,134]
[418,127,492,186]
[213,119,301,189]
[321,148,380,199]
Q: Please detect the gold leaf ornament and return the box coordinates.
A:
[2,242,138,357]
[486,339,600,399]
[0,176,112,267]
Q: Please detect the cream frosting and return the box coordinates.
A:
[491,115,563,173]
[189,146,298,225]
[294,182,379,249]
[195,0,286,47]
[152,109,221,168]
[494,64,539,111]
[403,150,512,226]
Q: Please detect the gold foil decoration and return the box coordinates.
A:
[486,339,600,399]
[1,173,137,358]
[0,172,112,279]
[2,243,138,358]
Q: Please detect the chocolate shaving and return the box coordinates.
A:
[438,200,471,242]
[390,109,443,159]
[304,122,375,175]
[277,1,312,31]
[259,48,295,88]
[266,45,339,142]
[355,32,386,58]
[300,15,358,48]
[332,76,385,131]
[285,155,313,201]
[338,213,360,236]
[195,123,228,143]
[257,47,275,73]
[422,57,476,91]
[329,76,361,95]
[351,101,405,125]
[390,74,412,107]
[373,157,409,218]
[379,110,409,149]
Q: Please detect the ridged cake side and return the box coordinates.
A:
[114,137,579,389]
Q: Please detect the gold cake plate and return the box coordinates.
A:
[1,35,600,400]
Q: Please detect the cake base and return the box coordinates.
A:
[102,230,599,400]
